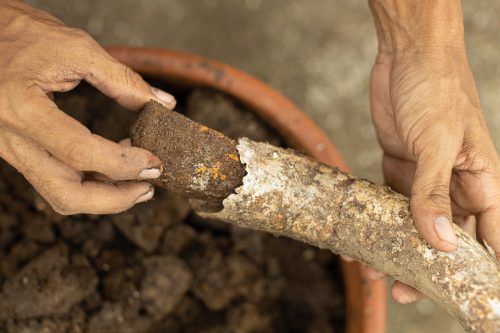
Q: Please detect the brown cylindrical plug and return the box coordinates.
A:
[130,101,246,202]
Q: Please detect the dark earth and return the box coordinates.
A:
[0,83,345,333]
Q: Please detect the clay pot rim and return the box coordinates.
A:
[106,46,386,333]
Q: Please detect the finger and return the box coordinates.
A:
[87,137,133,182]
[0,130,154,215]
[16,91,163,181]
[453,215,476,237]
[365,266,386,280]
[85,172,114,183]
[382,154,415,195]
[391,281,424,304]
[477,205,500,259]
[410,150,458,252]
[119,138,132,147]
[68,36,176,110]
[340,255,354,262]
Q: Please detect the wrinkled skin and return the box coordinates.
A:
[368,49,500,303]
[0,0,176,214]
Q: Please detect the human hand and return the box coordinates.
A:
[365,0,500,304]
[368,47,500,303]
[0,0,176,215]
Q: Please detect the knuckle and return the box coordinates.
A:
[51,204,73,215]
[48,190,79,215]
[67,27,93,43]
[120,64,144,88]
[0,100,26,132]
[5,10,32,32]
[456,149,491,171]
[61,27,97,52]
[426,189,451,208]
[51,202,77,216]
[408,122,460,158]
[413,182,450,207]
[64,142,91,170]
[457,129,496,171]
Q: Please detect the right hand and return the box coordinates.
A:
[365,0,500,304]
[366,48,500,303]
[0,0,176,215]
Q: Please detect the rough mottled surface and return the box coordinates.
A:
[87,302,154,333]
[140,255,192,320]
[5,307,86,333]
[0,244,97,320]
[111,192,191,252]
[199,139,500,333]
[131,101,246,202]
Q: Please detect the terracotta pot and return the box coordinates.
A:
[107,46,387,333]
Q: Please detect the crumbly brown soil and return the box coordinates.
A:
[0,83,345,333]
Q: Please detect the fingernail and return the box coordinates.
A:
[395,293,417,305]
[151,87,176,109]
[367,269,386,280]
[138,167,162,180]
[119,138,132,147]
[340,255,354,262]
[434,216,458,248]
[136,186,154,204]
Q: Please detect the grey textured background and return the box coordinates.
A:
[25,1,500,332]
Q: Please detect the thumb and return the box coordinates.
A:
[410,150,458,252]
